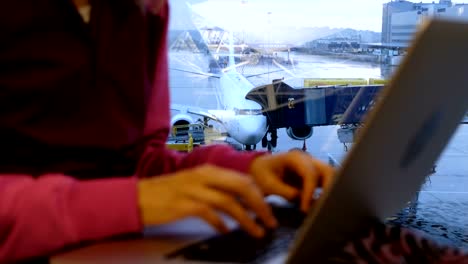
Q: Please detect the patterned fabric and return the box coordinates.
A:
[329,222,468,263]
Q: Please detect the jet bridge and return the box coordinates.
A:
[246,80,384,127]
[245,81,385,149]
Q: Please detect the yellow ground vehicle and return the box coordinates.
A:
[166,133,194,152]
[166,124,205,152]
[166,123,228,152]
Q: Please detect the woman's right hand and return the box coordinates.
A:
[137,165,278,238]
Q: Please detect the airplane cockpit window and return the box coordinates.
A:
[167,0,468,249]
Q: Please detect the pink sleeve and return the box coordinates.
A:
[0,174,141,263]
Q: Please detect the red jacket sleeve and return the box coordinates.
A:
[0,175,141,263]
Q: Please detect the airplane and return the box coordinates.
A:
[168,0,315,150]
[169,1,326,150]
[169,32,267,150]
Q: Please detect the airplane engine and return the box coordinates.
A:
[286,126,313,140]
[171,114,194,134]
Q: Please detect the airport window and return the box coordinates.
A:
[168,0,467,249]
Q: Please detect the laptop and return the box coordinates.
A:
[166,18,468,263]
[51,18,468,264]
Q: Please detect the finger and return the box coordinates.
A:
[200,168,277,229]
[310,158,336,189]
[189,202,230,234]
[262,173,300,201]
[299,164,318,212]
[188,187,265,238]
[282,152,320,212]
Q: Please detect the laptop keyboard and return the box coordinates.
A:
[166,204,306,263]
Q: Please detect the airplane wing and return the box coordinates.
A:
[169,68,220,78]
[244,69,285,78]
[171,103,222,123]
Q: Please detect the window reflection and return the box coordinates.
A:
[167,0,468,249]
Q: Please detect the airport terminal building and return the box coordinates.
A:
[382,0,468,45]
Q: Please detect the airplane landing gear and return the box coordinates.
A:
[244,144,256,151]
[261,129,278,151]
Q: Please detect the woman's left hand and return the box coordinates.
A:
[248,151,335,212]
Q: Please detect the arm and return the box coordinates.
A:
[0,174,141,263]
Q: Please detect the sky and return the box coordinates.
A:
[189,0,451,32]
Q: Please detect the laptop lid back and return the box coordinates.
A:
[287,19,468,263]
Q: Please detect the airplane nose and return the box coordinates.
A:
[235,115,267,146]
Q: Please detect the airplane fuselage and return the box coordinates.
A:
[208,109,267,146]
[212,69,268,146]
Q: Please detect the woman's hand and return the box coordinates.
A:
[249,151,335,212]
[138,165,277,238]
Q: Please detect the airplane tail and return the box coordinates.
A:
[227,32,237,74]
[169,1,260,111]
